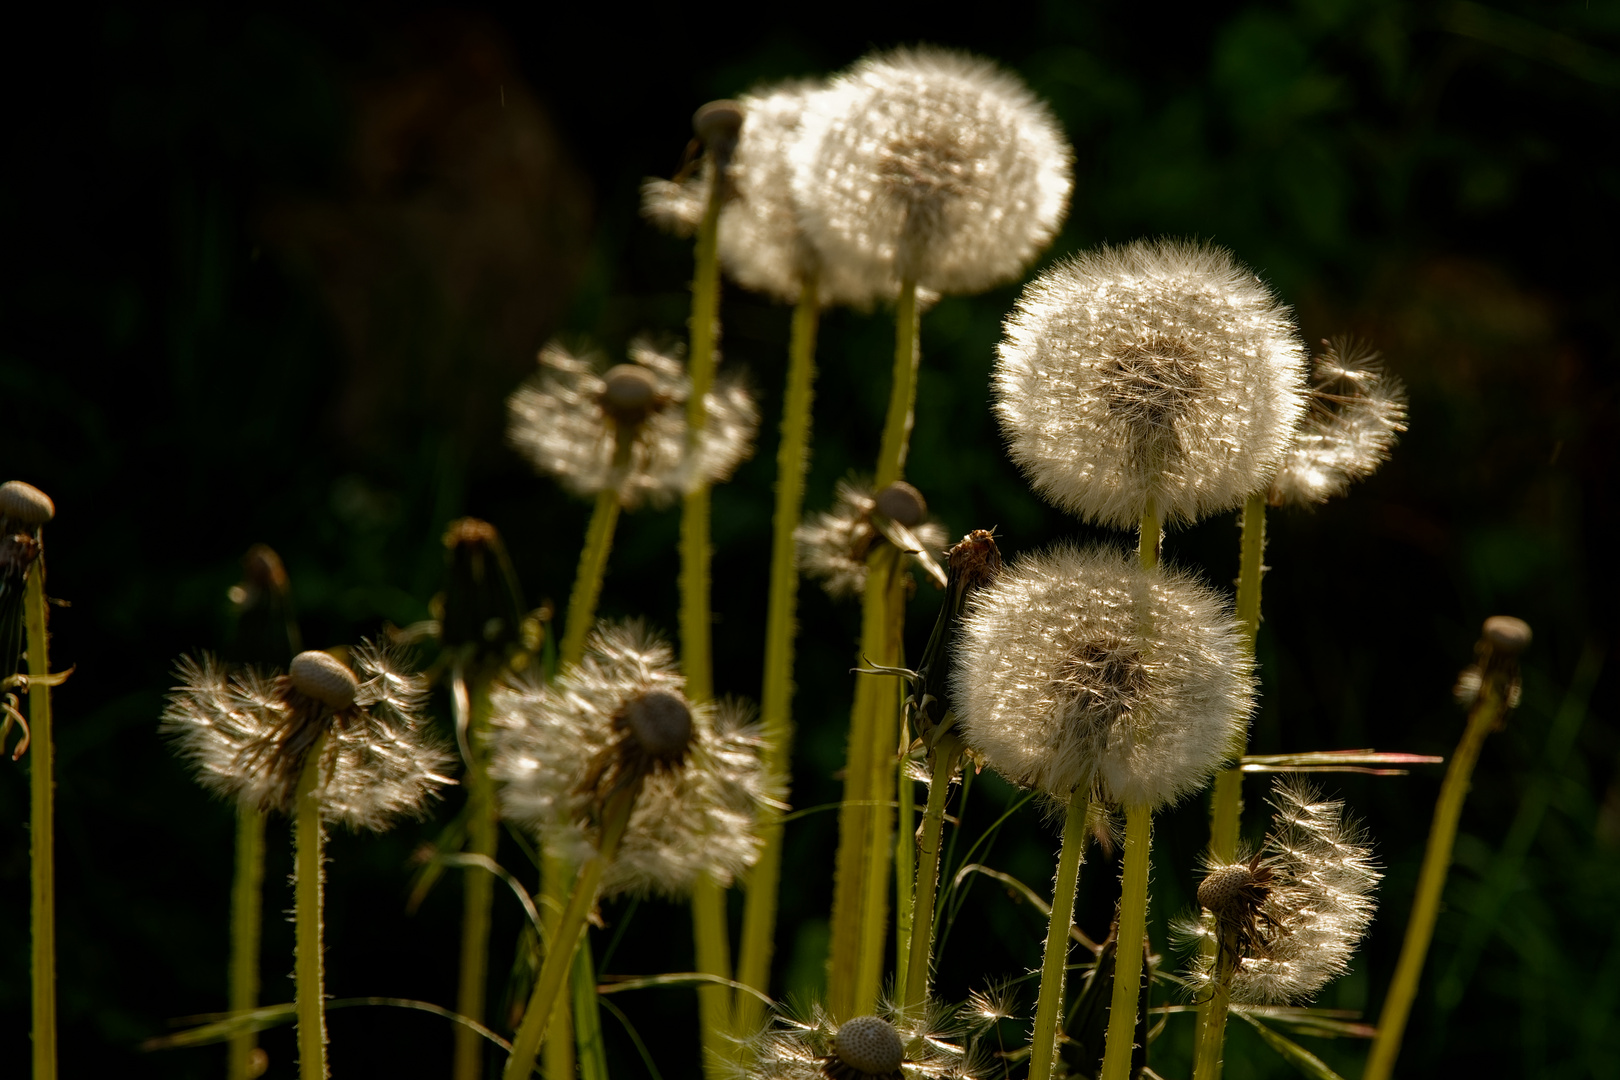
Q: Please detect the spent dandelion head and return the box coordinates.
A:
[162,642,453,830]
[1,480,54,758]
[742,998,972,1080]
[506,338,757,508]
[1268,337,1408,507]
[791,46,1072,297]
[994,239,1309,529]
[489,620,770,897]
[1184,778,1380,1005]
[950,544,1253,810]
[438,517,530,671]
[797,479,949,599]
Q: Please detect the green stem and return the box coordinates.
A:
[1100,804,1152,1080]
[902,734,962,1012]
[561,487,623,670]
[455,676,498,1080]
[229,804,267,1080]
[893,726,915,990]
[1028,790,1092,1080]
[1191,948,1237,1080]
[735,278,820,1035]
[504,788,637,1080]
[875,279,919,488]
[572,940,608,1080]
[26,561,57,1080]
[692,875,733,1073]
[1363,672,1512,1080]
[293,734,330,1080]
[1138,500,1160,572]
[540,855,575,1080]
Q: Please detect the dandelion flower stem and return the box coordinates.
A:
[855,552,907,1013]
[26,561,57,1080]
[1029,789,1091,1080]
[504,786,637,1080]
[1191,949,1237,1080]
[735,276,820,1034]
[293,733,330,1080]
[893,724,916,991]
[1101,804,1152,1080]
[1363,653,1516,1080]
[561,487,623,670]
[876,278,920,488]
[454,671,498,1080]
[902,732,962,1011]
[540,856,575,1080]
[1138,501,1160,571]
[228,804,267,1080]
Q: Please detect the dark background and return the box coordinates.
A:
[3,2,1617,1077]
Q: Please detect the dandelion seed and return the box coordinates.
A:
[743,999,973,1080]
[506,338,758,508]
[489,620,770,897]
[1184,778,1380,1004]
[791,47,1072,297]
[1268,337,1408,507]
[162,643,453,830]
[797,479,949,599]
[950,544,1253,810]
[993,240,1309,529]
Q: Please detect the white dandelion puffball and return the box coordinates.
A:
[1269,337,1408,507]
[790,47,1073,297]
[950,544,1253,810]
[994,239,1309,529]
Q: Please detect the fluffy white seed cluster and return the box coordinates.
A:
[797,478,948,599]
[1186,779,1381,1004]
[1268,337,1408,507]
[162,643,452,831]
[791,47,1072,297]
[489,620,770,898]
[950,544,1253,810]
[506,339,757,508]
[994,240,1309,529]
[743,999,971,1080]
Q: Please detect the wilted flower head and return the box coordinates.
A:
[798,479,949,598]
[1184,779,1380,1004]
[742,999,973,1080]
[506,339,757,508]
[163,643,453,830]
[950,544,1252,809]
[994,240,1309,528]
[490,620,770,897]
[1268,338,1408,507]
[791,47,1072,297]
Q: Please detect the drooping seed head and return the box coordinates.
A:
[620,689,694,765]
[694,99,744,171]
[797,478,949,599]
[1483,615,1532,656]
[829,1015,905,1079]
[874,481,927,526]
[599,363,663,427]
[0,481,55,527]
[289,650,359,711]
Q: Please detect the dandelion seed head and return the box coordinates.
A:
[162,643,451,831]
[1268,338,1408,507]
[791,47,1072,297]
[797,479,948,599]
[506,339,757,508]
[994,240,1308,528]
[0,481,54,527]
[490,620,770,898]
[951,544,1252,809]
[743,998,969,1080]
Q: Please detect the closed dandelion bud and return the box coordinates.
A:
[489,620,771,897]
[797,478,949,599]
[1269,337,1409,507]
[162,642,453,830]
[1185,779,1380,1004]
[994,240,1309,528]
[745,1000,970,1080]
[950,544,1253,809]
[506,339,758,508]
[791,47,1072,297]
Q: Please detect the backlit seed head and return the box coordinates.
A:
[874,481,927,526]
[1268,338,1408,507]
[797,478,948,599]
[0,481,55,528]
[694,99,745,165]
[791,47,1072,297]
[288,650,358,711]
[506,339,757,508]
[831,1016,905,1078]
[490,620,771,897]
[994,240,1309,528]
[744,998,969,1080]
[951,544,1253,809]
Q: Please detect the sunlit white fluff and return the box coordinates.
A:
[740,997,974,1080]
[994,240,1308,528]
[950,544,1252,810]
[796,478,949,599]
[790,47,1072,298]
[1268,337,1408,507]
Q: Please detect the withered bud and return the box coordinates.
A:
[289,651,358,711]
[874,481,927,526]
[947,528,1003,593]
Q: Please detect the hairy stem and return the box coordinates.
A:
[293,734,330,1080]
[1100,804,1152,1080]
[1191,947,1237,1080]
[736,279,821,1034]
[541,855,575,1080]
[572,940,608,1080]
[902,733,962,1011]
[561,487,623,670]
[875,279,920,488]
[1029,790,1092,1080]
[454,675,498,1080]
[229,804,266,1080]
[26,561,57,1080]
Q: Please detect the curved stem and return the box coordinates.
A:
[229,805,267,1080]
[455,675,498,1080]
[293,734,330,1080]
[1100,804,1152,1080]
[1029,790,1092,1080]
[875,279,919,489]
[26,561,57,1080]
[561,488,623,670]
[735,278,820,1035]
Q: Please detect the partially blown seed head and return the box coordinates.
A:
[743,998,971,1080]
[994,240,1309,528]
[1268,338,1408,507]
[791,47,1072,297]
[951,544,1253,809]
[288,650,358,710]
[797,478,948,599]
